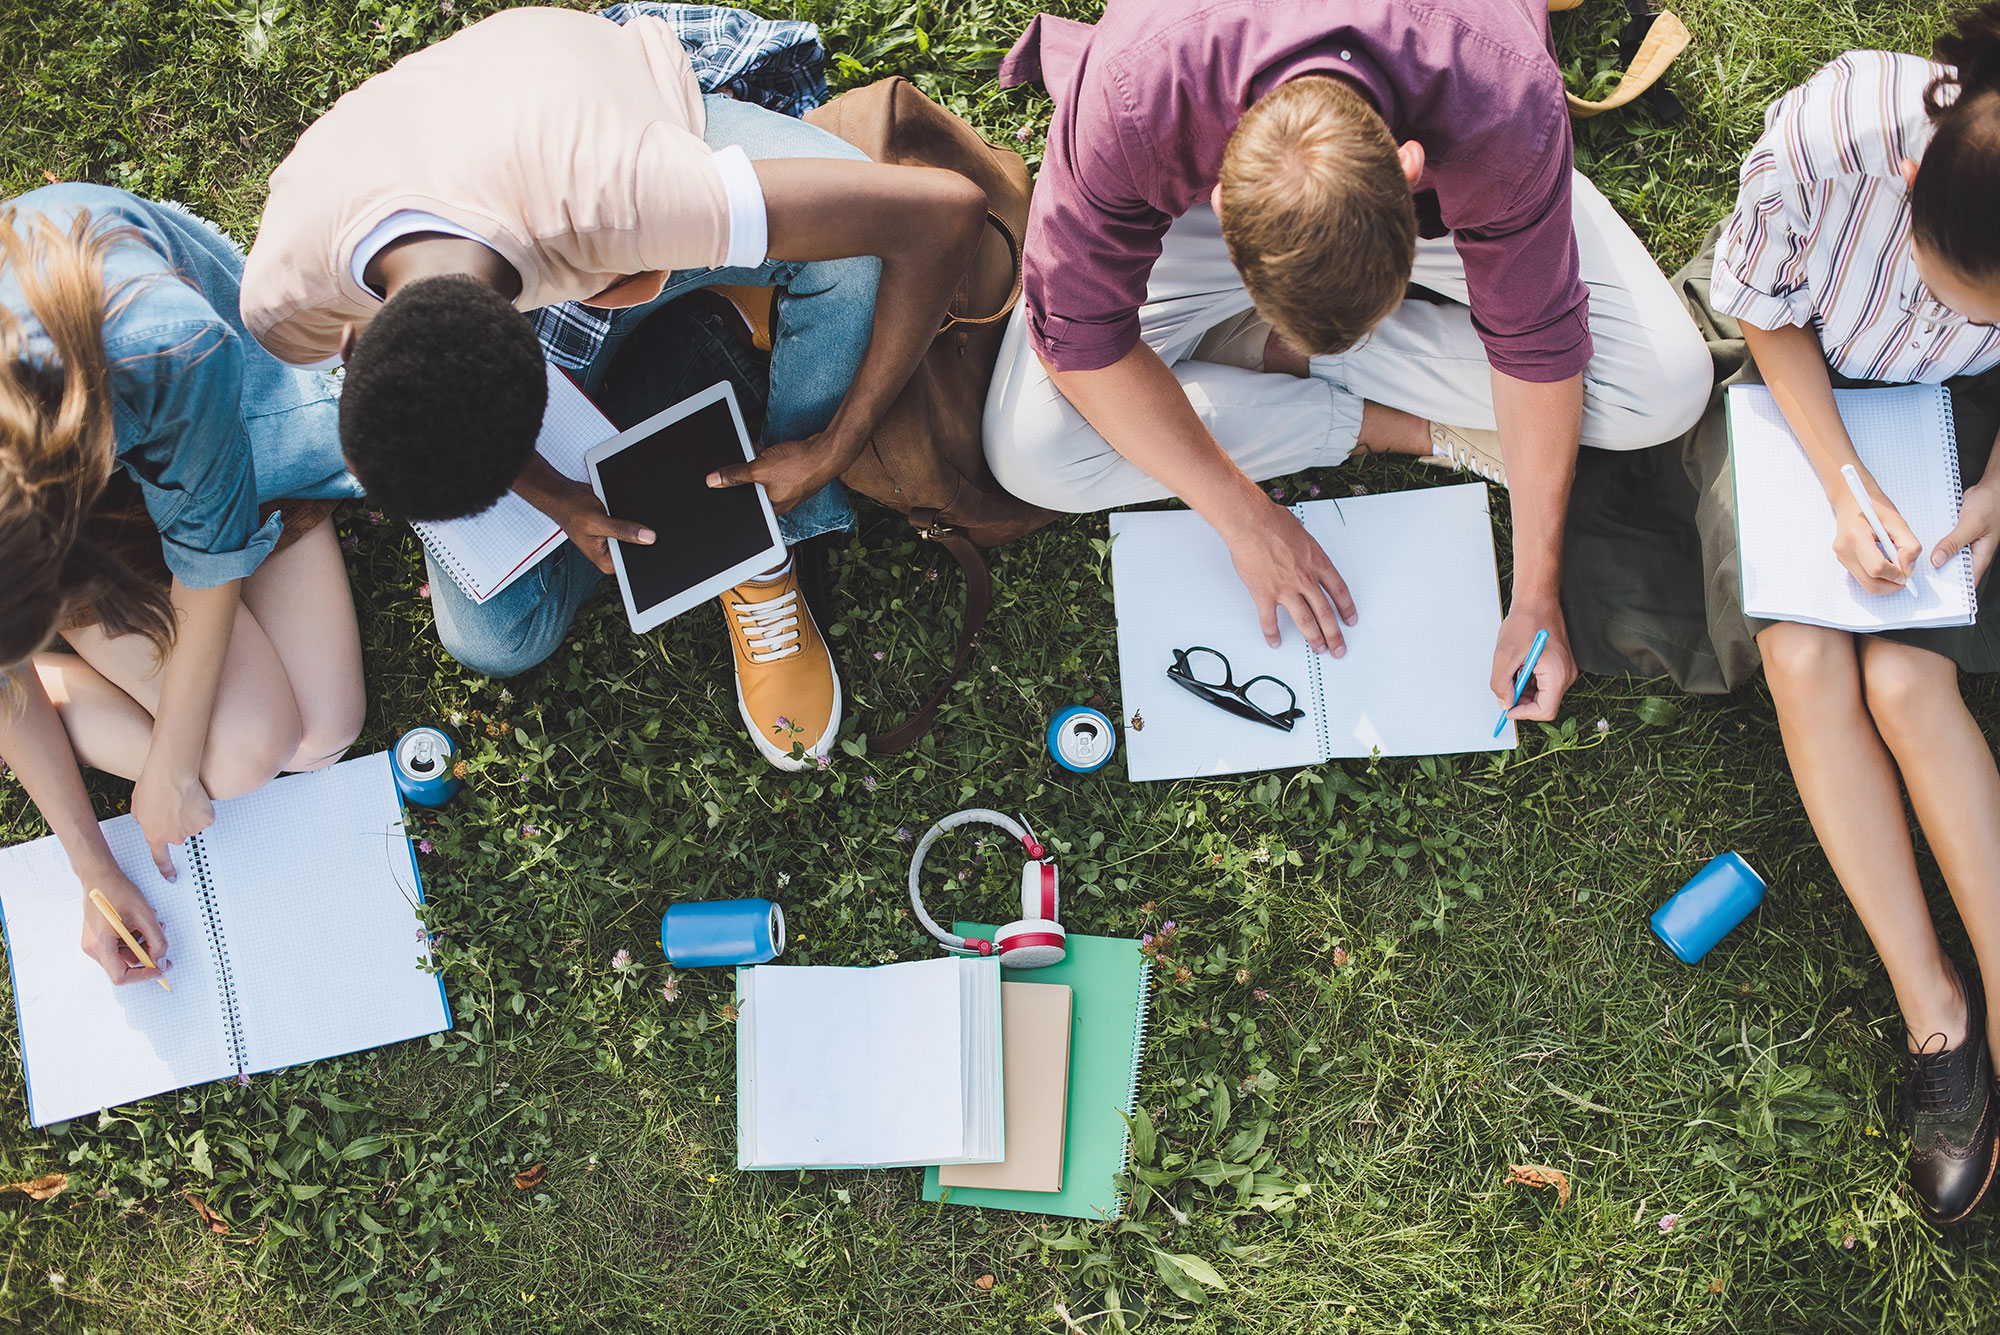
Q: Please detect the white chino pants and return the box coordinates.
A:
[983,172,1713,513]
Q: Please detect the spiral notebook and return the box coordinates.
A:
[924,931,1151,1220]
[1110,483,1513,782]
[0,753,449,1127]
[412,361,618,603]
[1729,383,1977,632]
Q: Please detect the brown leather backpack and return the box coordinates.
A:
[802,77,1058,752]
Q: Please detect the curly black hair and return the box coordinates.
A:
[338,275,548,521]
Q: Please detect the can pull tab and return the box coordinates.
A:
[409,737,436,775]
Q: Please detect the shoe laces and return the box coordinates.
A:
[1431,436,1503,484]
[730,586,803,663]
[1907,1032,1958,1112]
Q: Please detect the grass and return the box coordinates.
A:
[4,0,2000,1330]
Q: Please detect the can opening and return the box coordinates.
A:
[769,903,787,957]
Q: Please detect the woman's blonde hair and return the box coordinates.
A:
[0,206,174,675]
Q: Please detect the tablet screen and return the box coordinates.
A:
[595,399,772,612]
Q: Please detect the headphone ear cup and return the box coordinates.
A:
[996,918,1067,969]
[1019,859,1060,924]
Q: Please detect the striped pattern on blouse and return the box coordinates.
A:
[1713,49,2000,385]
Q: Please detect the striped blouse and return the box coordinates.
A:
[1713,49,2000,384]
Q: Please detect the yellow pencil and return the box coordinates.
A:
[88,888,170,991]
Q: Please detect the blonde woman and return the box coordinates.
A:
[0,185,364,985]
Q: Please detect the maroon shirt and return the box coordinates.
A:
[1003,0,1591,382]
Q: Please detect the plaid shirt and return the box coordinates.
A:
[531,4,828,370]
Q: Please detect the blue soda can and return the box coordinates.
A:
[1047,706,1118,773]
[1651,853,1767,963]
[662,898,786,968]
[392,726,462,808]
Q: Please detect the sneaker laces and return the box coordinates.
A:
[730,586,803,664]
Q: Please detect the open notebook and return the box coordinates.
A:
[736,957,1003,1170]
[413,361,618,603]
[1730,383,1977,632]
[0,753,449,1127]
[1111,483,1512,782]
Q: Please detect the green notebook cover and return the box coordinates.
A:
[922,928,1151,1220]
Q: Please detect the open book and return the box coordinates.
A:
[0,753,449,1127]
[1729,383,1977,631]
[412,361,618,603]
[736,957,1003,1170]
[1111,482,1512,782]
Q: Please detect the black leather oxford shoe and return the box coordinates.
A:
[1904,957,2000,1226]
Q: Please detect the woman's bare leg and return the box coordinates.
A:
[238,519,364,771]
[1759,620,1963,1048]
[1861,636,2000,1056]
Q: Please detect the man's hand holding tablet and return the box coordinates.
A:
[584,382,786,634]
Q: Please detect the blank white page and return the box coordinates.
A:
[197,754,448,1074]
[412,362,617,601]
[1731,383,1976,631]
[745,964,879,1166]
[1298,484,1513,758]
[867,958,968,1166]
[742,959,969,1167]
[0,821,227,1126]
[1110,508,1326,781]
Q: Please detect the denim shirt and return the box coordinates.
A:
[3,184,359,588]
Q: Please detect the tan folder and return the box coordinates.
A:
[939,982,1072,1192]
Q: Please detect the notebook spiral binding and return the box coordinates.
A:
[1109,955,1155,1221]
[409,523,483,601]
[1294,505,1335,760]
[1938,386,1981,616]
[187,836,248,1076]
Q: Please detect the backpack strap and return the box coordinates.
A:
[866,511,994,755]
[1566,7,1690,118]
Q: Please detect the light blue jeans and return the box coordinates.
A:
[429,95,878,677]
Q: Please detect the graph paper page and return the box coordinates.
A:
[1731,383,1976,631]
[1297,484,1513,760]
[199,754,448,1075]
[0,819,226,1126]
[1110,507,1326,780]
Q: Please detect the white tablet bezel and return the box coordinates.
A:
[583,380,784,635]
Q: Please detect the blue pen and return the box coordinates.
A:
[1495,628,1550,737]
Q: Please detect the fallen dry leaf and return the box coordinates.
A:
[973,1274,996,1291]
[1708,1276,1726,1295]
[1504,1164,1571,1208]
[42,170,60,184]
[512,1163,547,1191]
[0,1173,66,1201]
[184,1191,229,1233]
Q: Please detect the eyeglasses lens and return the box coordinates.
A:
[1180,648,1231,688]
[1241,676,1295,718]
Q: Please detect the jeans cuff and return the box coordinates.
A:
[777,480,857,544]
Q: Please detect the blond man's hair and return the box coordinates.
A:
[1218,76,1417,356]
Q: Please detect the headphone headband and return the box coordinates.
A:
[908,808,1050,956]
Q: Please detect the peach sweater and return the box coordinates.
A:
[242,7,732,365]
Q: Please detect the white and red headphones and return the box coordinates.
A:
[907,808,1065,968]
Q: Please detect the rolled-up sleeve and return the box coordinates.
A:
[110,318,278,588]
[1447,131,1592,384]
[1711,146,1819,332]
[1022,84,1174,374]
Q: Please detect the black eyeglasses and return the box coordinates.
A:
[1166,646,1304,732]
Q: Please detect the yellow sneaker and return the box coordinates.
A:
[722,565,841,771]
[1419,422,1508,489]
